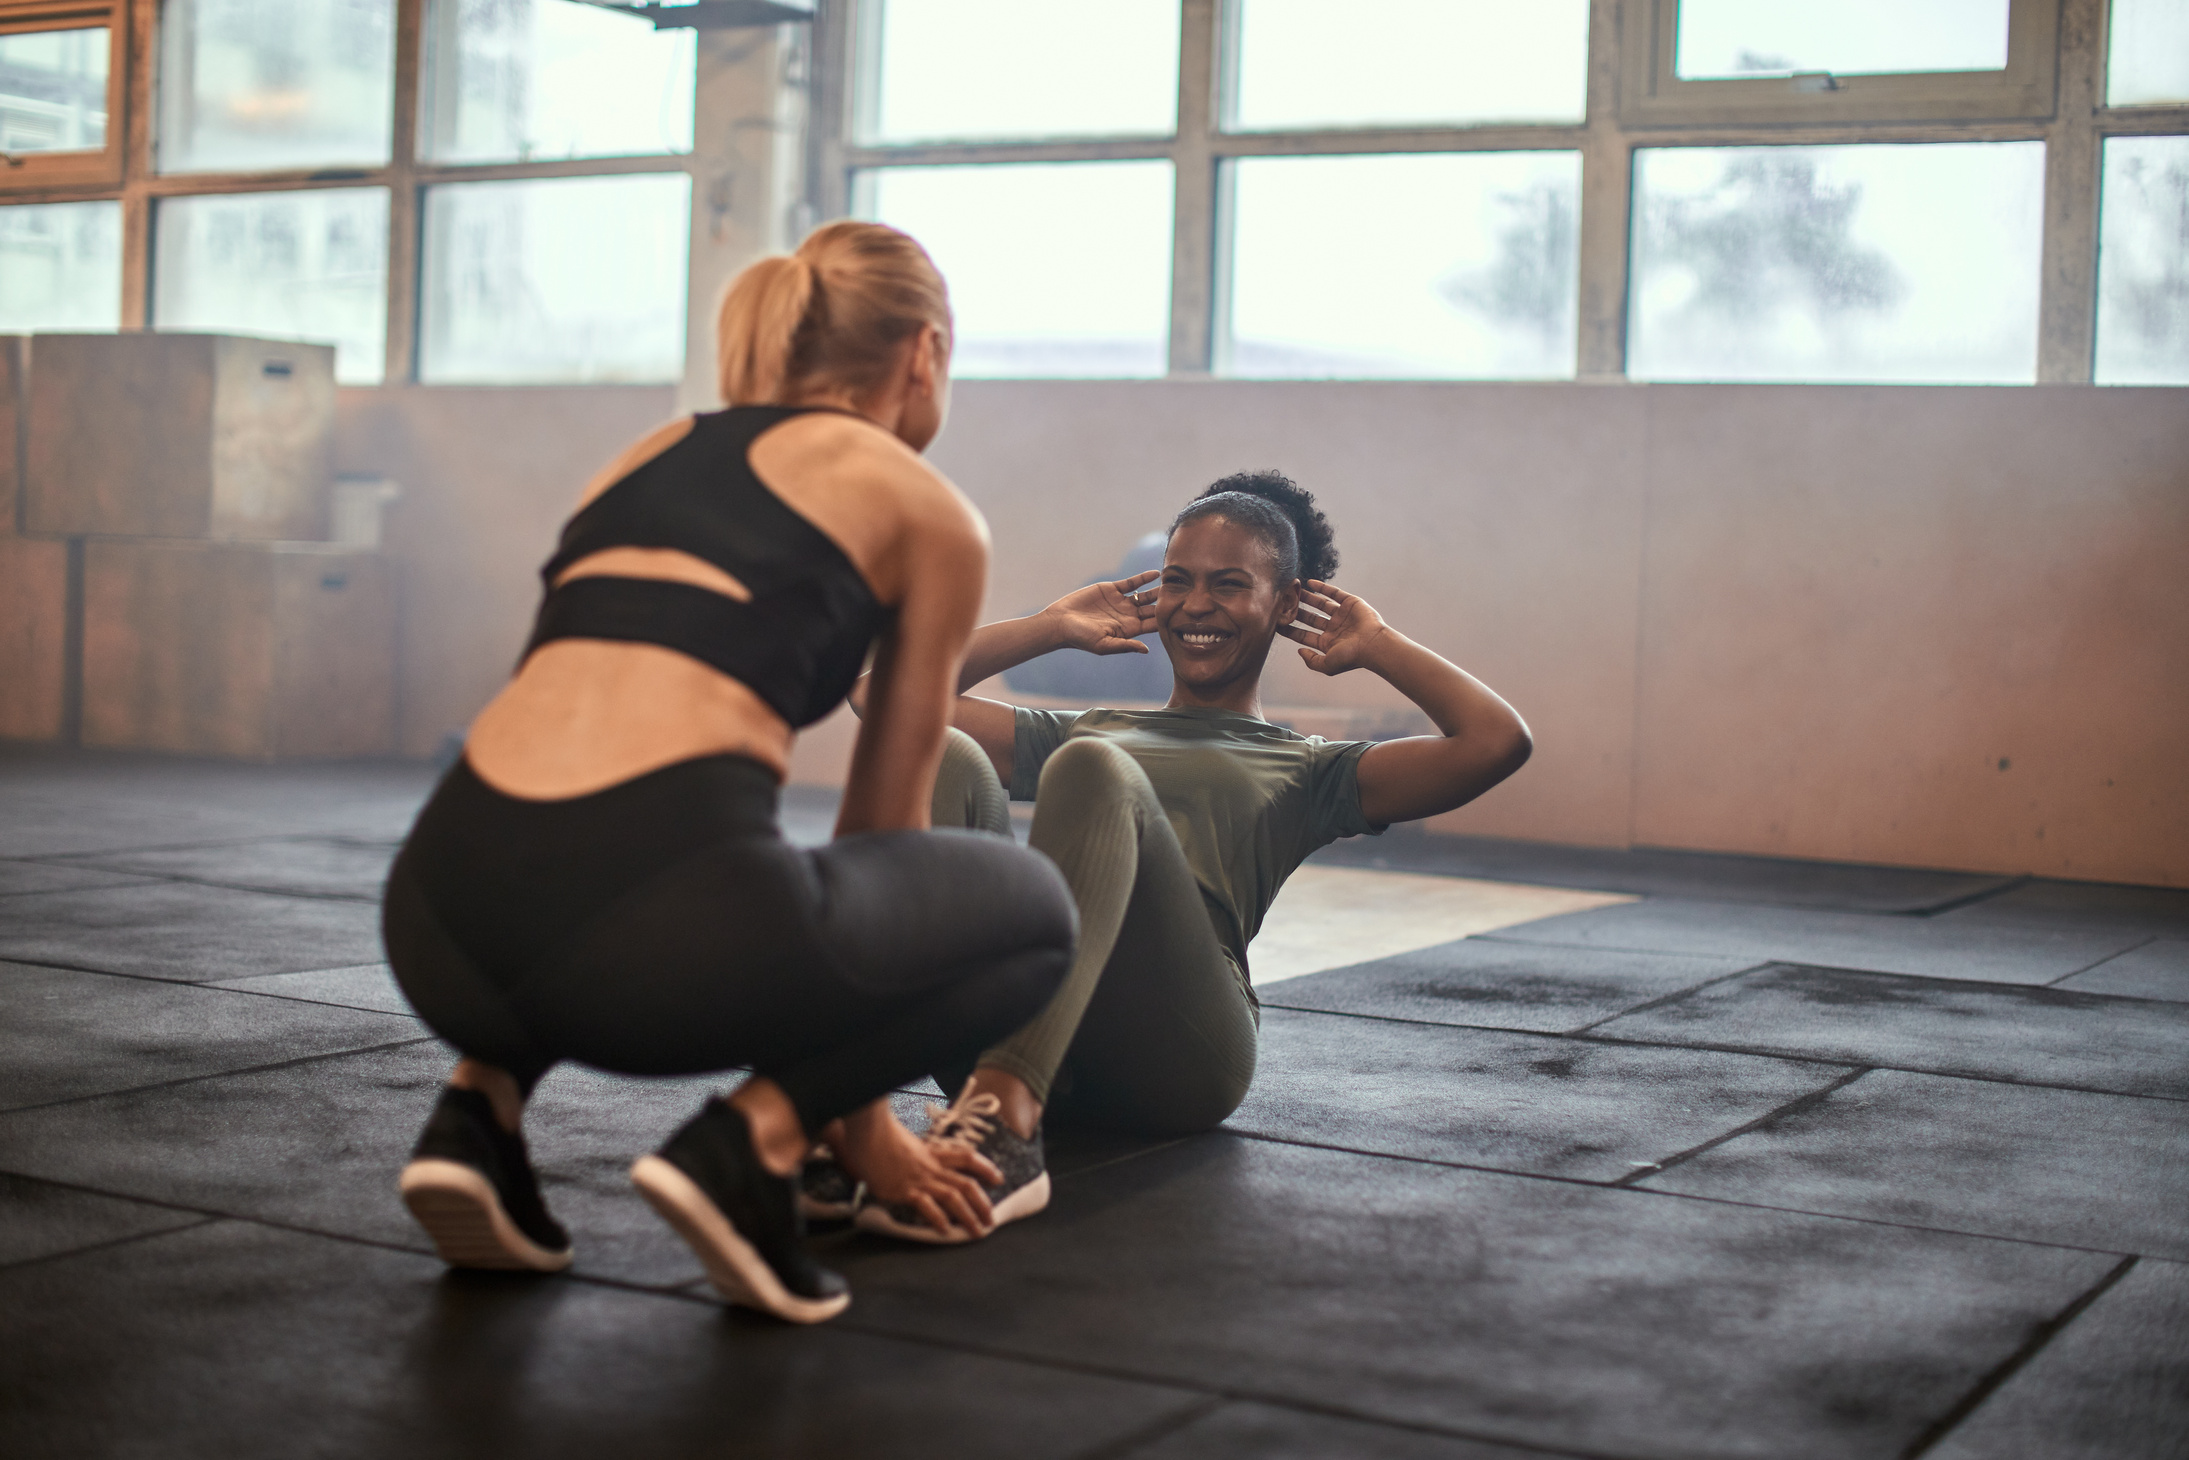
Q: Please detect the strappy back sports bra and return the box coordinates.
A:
[522,406,892,729]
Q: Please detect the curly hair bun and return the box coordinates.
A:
[1181,470,1339,584]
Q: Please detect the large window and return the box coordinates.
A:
[0,0,700,383]
[827,0,2180,386]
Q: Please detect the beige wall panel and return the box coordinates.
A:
[2,336,22,533]
[1633,385,2189,885]
[82,540,275,757]
[929,381,1649,847]
[25,334,334,541]
[272,550,396,758]
[0,535,67,741]
[333,385,677,755]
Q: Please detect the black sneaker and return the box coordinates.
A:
[399,1086,573,1272]
[798,1144,865,1222]
[630,1099,851,1324]
[854,1090,1050,1244]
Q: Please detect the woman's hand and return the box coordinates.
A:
[832,1101,998,1237]
[1281,581,1391,676]
[1040,570,1160,656]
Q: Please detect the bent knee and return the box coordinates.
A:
[1036,736,1150,807]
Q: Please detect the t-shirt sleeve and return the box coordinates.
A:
[1305,737,1385,847]
[1010,707,1080,801]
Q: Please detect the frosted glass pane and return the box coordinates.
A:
[419,0,695,164]
[0,26,108,154]
[864,0,1177,143]
[2107,0,2189,105]
[0,202,122,332]
[1225,152,1580,379]
[1629,143,2044,384]
[154,189,389,384]
[2095,136,2189,385]
[1230,0,1587,130]
[1676,0,2008,78]
[158,0,395,173]
[860,162,1174,378]
[421,174,691,385]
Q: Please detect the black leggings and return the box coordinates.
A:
[383,755,1075,1136]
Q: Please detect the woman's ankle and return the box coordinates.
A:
[964,1067,1044,1140]
[448,1059,525,1135]
[727,1078,810,1178]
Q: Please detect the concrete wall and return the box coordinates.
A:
[333,380,2189,887]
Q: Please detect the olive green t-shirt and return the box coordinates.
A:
[1011,705,1385,977]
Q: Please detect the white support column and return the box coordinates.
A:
[678,23,809,415]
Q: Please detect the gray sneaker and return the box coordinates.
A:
[853,1091,1050,1244]
[798,1144,865,1222]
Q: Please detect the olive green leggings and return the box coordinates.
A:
[929,728,1259,1135]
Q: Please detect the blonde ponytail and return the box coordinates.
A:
[714,221,952,407]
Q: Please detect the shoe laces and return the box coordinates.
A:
[922,1090,1002,1154]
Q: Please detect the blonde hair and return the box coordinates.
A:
[716,221,953,406]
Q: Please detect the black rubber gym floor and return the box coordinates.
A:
[1,744,2183,1459]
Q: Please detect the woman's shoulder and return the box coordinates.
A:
[570,415,699,512]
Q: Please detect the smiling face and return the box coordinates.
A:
[1157,514,1301,703]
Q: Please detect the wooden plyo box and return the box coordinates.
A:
[25,333,335,541]
[82,540,395,759]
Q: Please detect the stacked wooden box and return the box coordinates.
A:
[2,333,395,758]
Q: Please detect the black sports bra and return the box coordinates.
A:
[522,406,892,729]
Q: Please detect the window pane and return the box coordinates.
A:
[1675,0,2008,79]
[2107,0,2189,106]
[420,0,695,164]
[154,189,389,384]
[158,0,395,173]
[2095,136,2189,385]
[1224,152,1580,379]
[862,0,1177,143]
[859,162,1174,378]
[421,174,691,385]
[0,26,108,155]
[0,202,121,331]
[1628,143,2044,384]
[1229,0,1587,130]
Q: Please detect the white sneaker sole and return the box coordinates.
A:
[852,1171,1051,1245]
[630,1155,850,1325]
[399,1158,573,1273]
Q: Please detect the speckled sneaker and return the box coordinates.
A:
[399,1086,573,1273]
[798,1144,864,1222]
[631,1099,850,1324]
[854,1091,1050,1244]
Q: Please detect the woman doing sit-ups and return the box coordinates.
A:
[846,471,1530,1243]
[382,221,1075,1322]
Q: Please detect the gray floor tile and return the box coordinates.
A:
[831,1136,2115,1460]
[0,746,433,857]
[1642,1069,2189,1258]
[1262,940,1756,1034]
[210,963,415,1015]
[0,859,155,899]
[0,1218,1203,1460]
[52,836,397,900]
[0,961,424,1111]
[2055,940,2189,1002]
[1487,899,2143,984]
[1925,1259,2189,1460]
[1230,1009,1849,1183]
[0,1172,208,1269]
[1590,964,2189,1098]
[1126,1402,1553,1460]
[1939,880,2189,941]
[0,879,387,981]
[1310,832,2016,913]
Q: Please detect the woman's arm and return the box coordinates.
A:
[1282,581,1532,826]
[834,486,991,838]
[851,570,1159,783]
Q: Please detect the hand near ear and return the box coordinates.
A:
[1040,570,1161,656]
[1280,581,1389,676]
